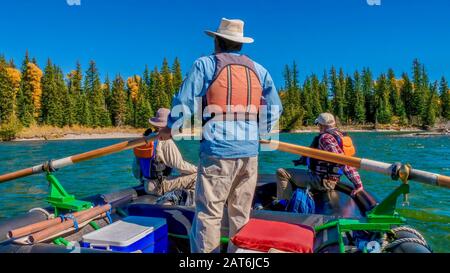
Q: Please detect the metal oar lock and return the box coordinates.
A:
[41,160,92,216]
[390,162,412,207]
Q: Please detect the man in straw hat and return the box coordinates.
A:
[276,112,364,201]
[158,18,282,252]
[132,108,198,205]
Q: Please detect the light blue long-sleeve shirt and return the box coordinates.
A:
[167,52,282,158]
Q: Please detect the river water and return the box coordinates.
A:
[0,132,448,252]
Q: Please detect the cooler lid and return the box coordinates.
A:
[82,216,166,247]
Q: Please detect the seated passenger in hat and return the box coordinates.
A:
[132,108,197,206]
[276,112,364,200]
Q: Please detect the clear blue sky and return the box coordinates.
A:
[1,0,449,88]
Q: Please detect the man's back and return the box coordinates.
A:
[167,52,282,158]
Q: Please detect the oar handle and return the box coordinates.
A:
[261,139,450,189]
[0,133,158,183]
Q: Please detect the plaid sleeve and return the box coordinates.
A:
[319,134,363,188]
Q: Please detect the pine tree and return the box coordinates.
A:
[362,68,375,123]
[301,77,314,125]
[291,61,299,89]
[143,65,151,101]
[68,62,85,125]
[319,70,330,112]
[17,52,42,126]
[41,60,63,126]
[135,80,153,128]
[283,64,293,90]
[387,68,407,124]
[172,57,183,92]
[161,58,174,100]
[54,66,74,126]
[103,75,111,116]
[78,93,92,126]
[279,63,303,130]
[110,75,127,126]
[399,73,410,118]
[331,67,346,123]
[353,71,366,124]
[84,61,110,127]
[411,59,426,122]
[125,92,135,126]
[374,73,392,124]
[149,67,169,110]
[423,81,439,127]
[439,77,450,120]
[310,74,322,121]
[344,75,355,123]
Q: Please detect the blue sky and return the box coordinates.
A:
[1,0,449,88]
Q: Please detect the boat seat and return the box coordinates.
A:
[231,218,315,253]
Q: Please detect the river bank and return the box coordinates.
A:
[6,122,450,142]
[7,125,431,142]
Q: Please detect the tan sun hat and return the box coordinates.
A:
[314,113,336,126]
[205,18,254,44]
[149,108,170,128]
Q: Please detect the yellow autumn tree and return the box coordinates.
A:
[127,75,141,103]
[6,67,21,94]
[5,67,21,113]
[26,63,43,117]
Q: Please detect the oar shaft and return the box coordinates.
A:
[0,133,158,183]
[261,139,362,168]
[262,140,450,189]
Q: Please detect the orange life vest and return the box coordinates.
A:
[133,140,172,180]
[204,53,262,119]
[339,134,356,157]
[307,129,356,178]
[133,141,155,158]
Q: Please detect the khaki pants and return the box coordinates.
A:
[190,155,258,253]
[145,173,197,196]
[157,173,197,196]
[276,168,337,200]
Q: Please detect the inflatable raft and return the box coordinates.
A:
[0,174,432,253]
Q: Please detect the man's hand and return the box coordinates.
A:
[158,126,172,140]
[350,186,364,197]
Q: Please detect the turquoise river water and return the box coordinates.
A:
[0,132,448,252]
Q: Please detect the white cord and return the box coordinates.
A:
[28,207,54,219]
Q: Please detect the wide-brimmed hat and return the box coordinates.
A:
[205,18,254,44]
[149,108,170,128]
[314,113,336,126]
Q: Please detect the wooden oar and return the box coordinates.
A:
[0,133,158,183]
[8,209,90,239]
[260,139,450,189]
[28,204,111,243]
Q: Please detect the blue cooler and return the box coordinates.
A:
[81,216,168,253]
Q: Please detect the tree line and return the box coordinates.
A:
[279,59,450,130]
[0,52,182,139]
[1,52,450,140]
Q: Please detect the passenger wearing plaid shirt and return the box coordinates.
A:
[276,113,364,200]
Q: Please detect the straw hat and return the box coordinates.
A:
[149,108,170,128]
[205,18,254,44]
[314,113,336,126]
